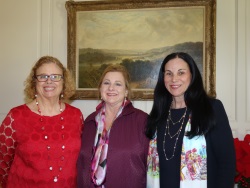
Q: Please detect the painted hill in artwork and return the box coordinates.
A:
[78,41,203,89]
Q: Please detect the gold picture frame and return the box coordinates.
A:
[66,0,216,100]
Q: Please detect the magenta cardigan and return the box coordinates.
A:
[77,101,149,188]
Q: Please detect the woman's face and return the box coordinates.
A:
[100,71,128,107]
[35,63,63,100]
[164,57,192,100]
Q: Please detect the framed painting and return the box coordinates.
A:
[66,0,216,100]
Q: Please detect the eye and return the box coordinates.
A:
[178,71,185,76]
[115,82,122,86]
[164,71,172,76]
[52,74,61,79]
[40,75,48,79]
[103,81,110,85]
[50,75,56,79]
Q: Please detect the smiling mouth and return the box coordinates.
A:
[171,85,180,89]
[44,87,55,91]
[107,93,117,96]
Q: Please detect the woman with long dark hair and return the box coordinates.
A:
[146,52,235,188]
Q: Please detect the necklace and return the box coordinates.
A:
[166,118,184,139]
[36,98,63,115]
[168,107,187,125]
[167,107,187,138]
[35,98,64,183]
[163,105,187,160]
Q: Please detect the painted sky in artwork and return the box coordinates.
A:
[77,7,204,50]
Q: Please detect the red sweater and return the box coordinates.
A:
[0,104,83,188]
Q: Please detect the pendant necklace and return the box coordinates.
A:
[35,98,65,183]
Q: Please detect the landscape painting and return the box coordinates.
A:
[66,0,216,100]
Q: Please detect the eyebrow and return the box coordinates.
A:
[103,79,122,83]
[165,69,187,72]
[36,73,62,75]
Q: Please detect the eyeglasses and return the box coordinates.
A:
[35,74,63,82]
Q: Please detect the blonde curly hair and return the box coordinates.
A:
[24,56,75,102]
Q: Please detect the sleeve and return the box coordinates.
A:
[0,111,17,188]
[80,111,84,133]
[209,100,236,188]
[137,110,150,167]
[142,114,150,165]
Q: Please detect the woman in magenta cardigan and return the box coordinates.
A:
[77,64,149,188]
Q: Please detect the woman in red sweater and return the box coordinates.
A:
[0,56,83,188]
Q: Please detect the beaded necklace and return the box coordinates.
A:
[163,105,187,160]
[168,107,187,125]
[167,107,187,138]
[35,98,65,183]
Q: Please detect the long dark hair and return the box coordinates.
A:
[146,52,215,139]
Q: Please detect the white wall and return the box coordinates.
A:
[0,0,249,139]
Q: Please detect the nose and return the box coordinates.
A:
[108,84,114,90]
[46,77,53,84]
[172,74,178,82]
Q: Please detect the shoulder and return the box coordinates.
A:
[209,98,223,106]
[123,103,148,121]
[125,102,147,114]
[208,98,230,128]
[133,107,148,118]
[64,104,84,122]
[2,104,30,124]
[65,103,82,113]
[209,98,226,113]
[9,104,28,114]
[11,104,27,110]
[85,111,96,124]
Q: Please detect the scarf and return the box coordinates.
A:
[147,118,207,188]
[91,100,127,187]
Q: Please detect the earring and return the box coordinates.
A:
[35,94,38,98]
[60,94,64,98]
